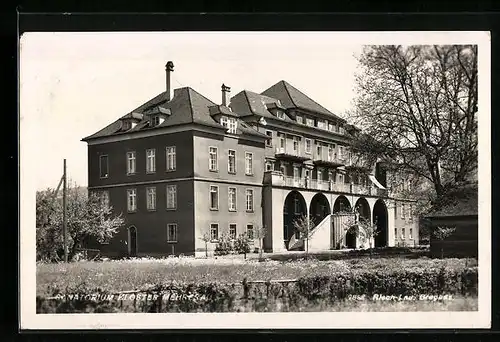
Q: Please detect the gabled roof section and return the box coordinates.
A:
[261,80,343,120]
[229,90,295,123]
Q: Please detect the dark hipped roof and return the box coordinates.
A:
[82,87,266,141]
[261,80,343,121]
[425,185,478,218]
[229,90,295,123]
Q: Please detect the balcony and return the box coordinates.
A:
[274,146,311,163]
[313,151,346,168]
[263,171,386,197]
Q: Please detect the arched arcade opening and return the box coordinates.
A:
[310,192,331,226]
[373,199,388,248]
[283,191,307,250]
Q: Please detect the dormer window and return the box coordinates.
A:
[306,118,314,127]
[228,118,237,134]
[276,110,285,120]
[221,116,229,128]
[151,115,164,127]
[220,116,237,134]
[328,122,335,132]
[317,120,327,130]
[296,116,303,124]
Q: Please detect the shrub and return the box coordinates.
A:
[214,234,233,256]
[234,234,251,256]
[37,263,478,313]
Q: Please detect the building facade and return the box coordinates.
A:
[82,62,419,257]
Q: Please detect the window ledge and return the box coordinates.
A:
[127,173,136,176]
[210,208,219,211]
[166,241,178,243]
[147,209,157,212]
[127,210,137,214]
[146,171,156,174]
[228,209,237,212]
[246,210,254,213]
[166,169,176,172]
[166,208,177,211]
[209,169,219,173]
[245,173,254,176]
[228,171,237,175]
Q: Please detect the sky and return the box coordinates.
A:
[20,31,489,191]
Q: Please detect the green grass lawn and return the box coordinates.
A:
[37,256,477,296]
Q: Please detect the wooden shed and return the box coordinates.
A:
[425,186,478,258]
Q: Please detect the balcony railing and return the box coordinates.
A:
[313,151,346,167]
[274,147,311,162]
[263,171,389,198]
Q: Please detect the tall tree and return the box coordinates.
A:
[36,184,124,262]
[350,45,478,201]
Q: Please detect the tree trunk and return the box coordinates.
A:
[259,239,263,261]
[205,242,208,258]
[441,247,444,259]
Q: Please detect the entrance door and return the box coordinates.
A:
[129,226,137,257]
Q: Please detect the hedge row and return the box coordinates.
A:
[36,266,477,313]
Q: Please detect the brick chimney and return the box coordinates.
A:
[221,83,231,106]
[165,61,174,101]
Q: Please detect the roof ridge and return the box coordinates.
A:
[188,86,218,106]
[281,80,297,108]
[242,90,256,115]
[283,80,336,116]
[186,88,195,123]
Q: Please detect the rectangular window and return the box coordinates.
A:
[279,135,285,149]
[401,228,406,240]
[408,204,413,220]
[210,223,219,241]
[220,116,228,128]
[167,223,177,242]
[265,161,272,171]
[305,139,312,154]
[245,152,253,175]
[328,122,335,131]
[247,224,254,239]
[127,189,137,212]
[318,120,326,130]
[209,147,218,171]
[394,228,398,240]
[228,118,237,134]
[228,187,237,211]
[99,155,109,178]
[210,185,219,210]
[306,118,314,127]
[338,146,344,159]
[316,145,322,157]
[277,111,285,119]
[294,198,300,214]
[228,150,236,173]
[151,115,160,126]
[265,130,273,147]
[246,189,254,212]
[146,187,156,211]
[126,151,136,175]
[229,224,237,239]
[293,166,300,179]
[166,146,176,171]
[296,116,303,124]
[146,149,156,173]
[166,184,177,209]
[401,203,406,219]
[409,228,413,240]
[292,136,299,153]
